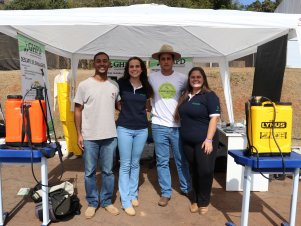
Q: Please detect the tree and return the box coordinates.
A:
[4,0,68,10]
[48,0,68,9]
[2,0,268,11]
[261,0,277,12]
[212,0,232,9]
[246,0,279,12]
[5,0,48,10]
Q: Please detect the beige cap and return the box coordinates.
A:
[151,44,181,60]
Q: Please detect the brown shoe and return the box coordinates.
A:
[190,203,198,213]
[85,206,96,219]
[131,199,139,207]
[158,196,170,207]
[199,206,209,215]
[104,204,120,216]
[124,207,136,216]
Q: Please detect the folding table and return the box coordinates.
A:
[226,150,301,226]
[0,144,56,226]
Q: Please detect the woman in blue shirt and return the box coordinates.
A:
[116,57,153,216]
[175,67,220,215]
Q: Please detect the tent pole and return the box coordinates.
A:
[295,28,301,68]
[219,59,234,123]
[70,55,79,112]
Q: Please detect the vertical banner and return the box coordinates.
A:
[252,35,288,102]
[149,57,193,75]
[17,34,53,132]
[108,59,128,80]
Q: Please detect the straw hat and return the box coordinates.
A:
[151,44,181,60]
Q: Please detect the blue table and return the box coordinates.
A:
[227,150,301,226]
[0,144,56,226]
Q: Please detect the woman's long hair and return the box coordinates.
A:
[174,67,211,122]
[122,56,153,98]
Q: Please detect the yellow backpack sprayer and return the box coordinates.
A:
[245,96,292,156]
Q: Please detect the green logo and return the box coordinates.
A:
[158,83,176,99]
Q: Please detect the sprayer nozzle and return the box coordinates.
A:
[255,96,262,103]
[35,86,45,100]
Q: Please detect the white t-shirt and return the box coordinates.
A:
[73,77,119,140]
[149,70,187,127]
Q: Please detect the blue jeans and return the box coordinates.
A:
[152,124,191,198]
[117,126,148,208]
[83,138,117,208]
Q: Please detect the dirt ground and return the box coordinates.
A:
[0,153,300,226]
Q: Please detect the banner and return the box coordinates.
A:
[149,57,193,75]
[108,59,128,81]
[17,34,53,132]
[109,58,191,80]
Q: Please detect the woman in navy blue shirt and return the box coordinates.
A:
[175,67,220,215]
[116,57,153,216]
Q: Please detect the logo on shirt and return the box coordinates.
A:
[158,82,176,99]
[111,92,116,99]
[216,106,220,112]
[191,102,200,106]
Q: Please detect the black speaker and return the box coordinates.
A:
[252,35,288,102]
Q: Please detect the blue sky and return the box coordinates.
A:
[239,0,259,4]
[239,0,275,5]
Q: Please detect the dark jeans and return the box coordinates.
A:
[182,140,217,207]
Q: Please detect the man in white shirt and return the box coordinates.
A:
[149,44,191,207]
[74,52,120,219]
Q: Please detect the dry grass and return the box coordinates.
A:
[1,68,300,145]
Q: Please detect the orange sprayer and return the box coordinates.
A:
[5,94,47,146]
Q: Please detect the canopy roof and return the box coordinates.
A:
[275,0,301,14]
[275,0,301,68]
[0,4,300,62]
[1,4,300,122]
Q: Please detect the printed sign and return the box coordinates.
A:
[18,34,53,131]
[108,59,128,80]
[149,57,193,75]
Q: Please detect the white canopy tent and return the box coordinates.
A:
[275,0,301,68]
[0,4,300,122]
[275,0,301,14]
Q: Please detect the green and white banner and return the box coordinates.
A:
[149,57,193,75]
[108,59,128,80]
[17,34,53,131]
[18,34,50,100]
